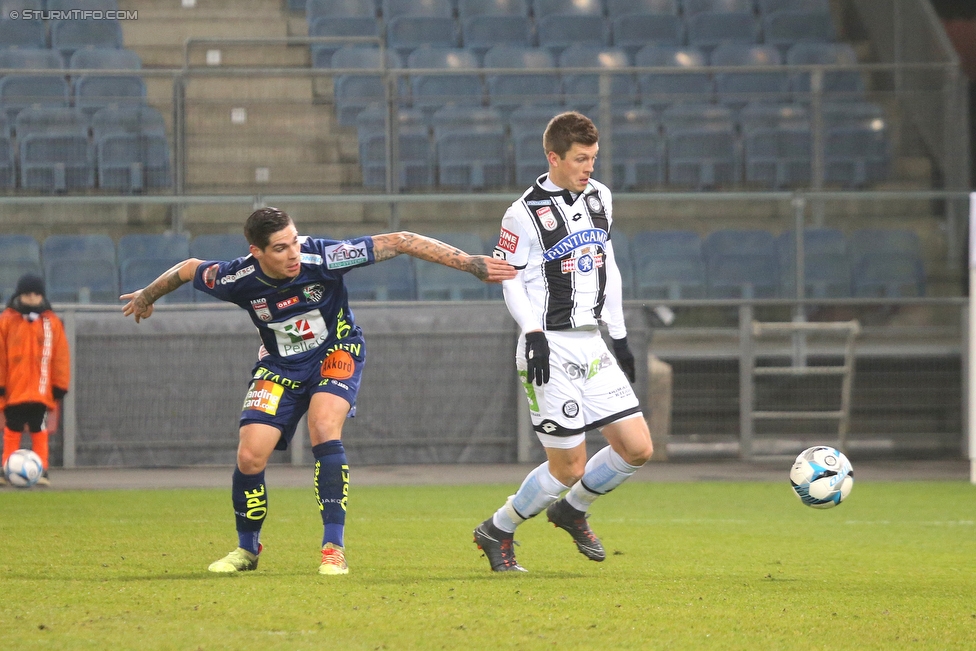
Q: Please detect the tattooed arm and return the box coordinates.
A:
[371,232,516,283]
[120,258,203,323]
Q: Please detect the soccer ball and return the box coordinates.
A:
[4,448,44,488]
[789,446,853,509]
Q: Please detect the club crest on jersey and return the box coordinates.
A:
[203,264,219,289]
[536,206,558,231]
[585,193,604,214]
[250,298,272,322]
[302,283,324,303]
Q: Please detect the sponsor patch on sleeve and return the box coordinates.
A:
[497,228,519,254]
[324,242,369,269]
[202,263,219,289]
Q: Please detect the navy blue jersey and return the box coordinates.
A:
[193,235,375,367]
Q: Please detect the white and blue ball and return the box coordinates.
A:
[789,446,853,509]
[4,448,44,488]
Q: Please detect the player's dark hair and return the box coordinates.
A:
[543,111,599,159]
[244,207,293,250]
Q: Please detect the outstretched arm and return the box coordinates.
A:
[371,232,516,283]
[120,258,203,323]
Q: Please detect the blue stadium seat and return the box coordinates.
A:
[90,105,167,142]
[823,103,890,187]
[762,10,836,52]
[559,45,637,113]
[20,133,94,191]
[0,48,63,70]
[659,102,733,132]
[609,229,634,299]
[0,18,46,49]
[69,47,142,71]
[97,133,172,192]
[484,46,561,115]
[631,230,706,299]
[0,134,12,188]
[510,104,560,185]
[712,44,790,108]
[533,0,604,17]
[51,18,123,63]
[686,11,759,51]
[306,0,376,22]
[387,16,460,58]
[308,16,380,68]
[120,258,193,303]
[432,106,509,188]
[849,229,925,297]
[0,76,70,121]
[332,45,404,126]
[461,15,534,60]
[415,231,491,300]
[458,0,528,19]
[15,107,89,139]
[740,101,810,188]
[703,229,779,298]
[407,46,483,119]
[0,234,42,300]
[118,233,190,266]
[756,0,828,13]
[356,106,434,188]
[538,15,610,59]
[42,234,118,303]
[189,233,250,262]
[738,100,807,132]
[602,108,663,189]
[681,0,752,15]
[345,254,417,300]
[383,0,453,19]
[788,43,864,100]
[636,45,713,109]
[73,74,147,118]
[777,228,850,298]
[606,0,678,15]
[612,14,684,60]
[667,125,740,188]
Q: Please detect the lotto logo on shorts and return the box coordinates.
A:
[498,228,519,254]
[321,349,355,380]
[242,380,284,415]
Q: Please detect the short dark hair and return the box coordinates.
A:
[244,207,292,249]
[543,111,599,158]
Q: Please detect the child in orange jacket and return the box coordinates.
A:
[0,274,70,486]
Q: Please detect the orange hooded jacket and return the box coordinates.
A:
[0,306,70,410]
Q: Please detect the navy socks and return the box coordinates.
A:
[313,440,349,548]
[232,466,267,555]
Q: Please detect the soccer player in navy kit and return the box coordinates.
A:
[121,207,515,575]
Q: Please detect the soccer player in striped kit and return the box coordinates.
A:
[474,112,654,572]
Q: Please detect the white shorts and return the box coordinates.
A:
[516,329,643,450]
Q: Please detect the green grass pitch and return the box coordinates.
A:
[2,480,975,650]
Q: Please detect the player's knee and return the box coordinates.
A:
[237,447,269,474]
[628,438,654,466]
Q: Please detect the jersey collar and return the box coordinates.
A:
[535,174,589,205]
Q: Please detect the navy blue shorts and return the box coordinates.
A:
[239,338,366,450]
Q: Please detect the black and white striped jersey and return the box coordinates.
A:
[493,174,625,335]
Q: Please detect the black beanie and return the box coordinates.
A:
[14,273,45,299]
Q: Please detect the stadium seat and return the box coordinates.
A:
[738,100,808,132]
[823,103,890,187]
[387,16,460,58]
[667,123,740,188]
[762,10,836,53]
[756,0,829,13]
[461,15,534,61]
[120,258,193,304]
[658,102,734,132]
[20,133,94,191]
[744,126,811,188]
[601,108,663,189]
[612,14,684,60]
[97,133,172,192]
[0,234,42,301]
[510,104,560,185]
[687,11,759,51]
[344,254,416,300]
[308,16,381,69]
[15,107,89,139]
[484,46,561,115]
[51,18,123,62]
[0,18,46,49]
[69,47,142,71]
[0,48,63,70]
[631,230,706,299]
[90,105,167,142]
[682,0,752,14]
[332,45,405,127]
[383,0,453,20]
[636,46,713,109]
[415,231,491,300]
[407,47,483,119]
[117,234,192,304]
[712,44,790,108]
[356,106,434,188]
[73,74,147,119]
[788,43,864,101]
[432,106,509,188]
[777,228,850,298]
[559,45,637,113]
[702,229,779,298]
[457,0,528,19]
[538,15,611,59]
[42,234,118,303]
[533,0,604,17]
[306,0,376,22]
[606,0,678,15]
[189,233,250,262]
[849,229,925,297]
[0,76,70,121]
[609,229,635,299]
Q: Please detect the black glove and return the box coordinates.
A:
[612,337,636,383]
[52,387,67,400]
[525,331,550,386]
